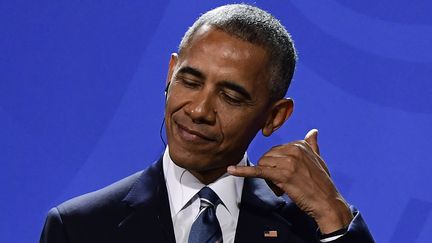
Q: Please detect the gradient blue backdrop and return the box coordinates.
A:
[1,1,431,242]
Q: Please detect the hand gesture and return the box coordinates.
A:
[228,129,353,233]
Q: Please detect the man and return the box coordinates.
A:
[40,4,374,243]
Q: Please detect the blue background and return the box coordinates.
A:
[1,1,431,242]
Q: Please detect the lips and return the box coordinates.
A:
[174,121,217,143]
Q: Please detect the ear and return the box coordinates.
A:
[166,53,178,87]
[262,98,294,137]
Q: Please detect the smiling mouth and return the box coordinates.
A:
[175,121,216,142]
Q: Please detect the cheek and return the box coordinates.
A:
[165,86,189,114]
[165,91,186,134]
[218,110,266,144]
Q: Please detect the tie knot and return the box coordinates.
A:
[198,187,221,207]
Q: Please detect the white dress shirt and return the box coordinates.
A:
[162,147,345,242]
[163,147,245,243]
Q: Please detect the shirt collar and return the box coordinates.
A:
[163,147,245,218]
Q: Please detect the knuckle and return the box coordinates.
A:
[254,167,263,177]
[258,156,272,166]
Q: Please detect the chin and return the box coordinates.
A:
[171,152,212,171]
[169,146,220,170]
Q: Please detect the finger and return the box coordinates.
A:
[228,165,286,196]
[304,129,320,155]
[227,165,273,179]
[265,180,285,196]
[228,165,288,197]
[263,142,304,158]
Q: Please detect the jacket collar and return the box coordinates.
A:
[241,159,286,211]
[117,157,290,243]
[241,176,286,211]
[121,157,165,207]
[118,157,176,243]
[121,157,284,209]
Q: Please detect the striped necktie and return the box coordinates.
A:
[188,187,223,243]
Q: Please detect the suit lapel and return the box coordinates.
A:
[118,158,176,243]
[114,158,311,243]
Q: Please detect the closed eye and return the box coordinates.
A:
[220,91,243,106]
[219,81,255,106]
[174,66,205,89]
[178,77,201,89]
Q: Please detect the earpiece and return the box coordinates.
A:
[164,82,171,96]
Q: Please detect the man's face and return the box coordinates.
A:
[165,25,275,176]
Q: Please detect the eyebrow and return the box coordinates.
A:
[177,66,253,101]
[177,66,206,80]
[219,80,252,101]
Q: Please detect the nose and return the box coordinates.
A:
[184,90,216,125]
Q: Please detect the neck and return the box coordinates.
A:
[189,167,228,185]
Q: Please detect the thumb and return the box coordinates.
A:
[304,128,320,155]
[305,129,331,176]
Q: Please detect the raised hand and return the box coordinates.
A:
[227,129,353,233]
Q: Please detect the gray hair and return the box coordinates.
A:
[178,4,297,101]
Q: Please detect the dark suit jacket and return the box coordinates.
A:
[40,158,374,243]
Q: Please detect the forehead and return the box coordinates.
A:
[178,26,271,96]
